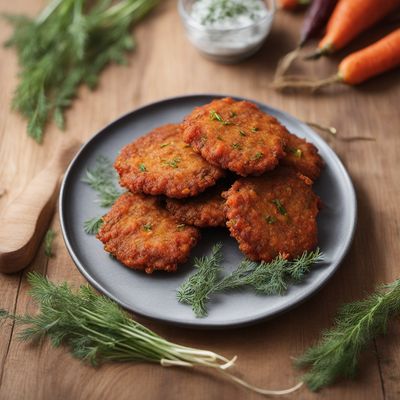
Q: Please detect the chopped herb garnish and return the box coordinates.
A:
[272,199,287,216]
[139,163,147,172]
[231,143,242,150]
[252,152,264,160]
[251,127,259,132]
[143,223,152,232]
[160,142,171,148]
[210,110,233,125]
[230,111,237,117]
[210,110,223,122]
[265,215,276,224]
[288,147,303,158]
[217,135,224,141]
[163,157,181,168]
[239,130,246,137]
[176,224,186,231]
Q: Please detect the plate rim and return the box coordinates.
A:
[59,93,357,329]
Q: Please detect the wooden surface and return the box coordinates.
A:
[0,1,399,399]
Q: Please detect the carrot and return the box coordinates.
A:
[278,0,311,10]
[309,0,400,58]
[273,28,400,90]
[339,28,400,84]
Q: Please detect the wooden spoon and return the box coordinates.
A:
[0,137,81,274]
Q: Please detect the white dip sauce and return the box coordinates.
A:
[185,0,273,62]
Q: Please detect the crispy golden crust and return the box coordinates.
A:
[97,192,200,273]
[114,124,224,199]
[222,168,320,261]
[281,131,324,181]
[166,184,227,228]
[182,97,287,176]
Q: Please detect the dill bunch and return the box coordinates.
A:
[4,0,159,143]
[296,278,400,391]
[177,246,323,317]
[81,155,123,234]
[0,273,302,397]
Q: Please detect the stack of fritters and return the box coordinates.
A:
[97,98,323,273]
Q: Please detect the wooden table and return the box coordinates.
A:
[1,1,399,399]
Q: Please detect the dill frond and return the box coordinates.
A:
[82,155,122,207]
[177,243,223,317]
[83,216,104,235]
[44,229,56,257]
[178,246,323,317]
[4,0,159,142]
[296,278,400,391]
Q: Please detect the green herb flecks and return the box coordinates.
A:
[272,199,287,216]
[143,223,152,232]
[201,0,253,25]
[44,229,55,257]
[239,130,246,137]
[82,156,122,207]
[139,163,147,172]
[288,147,303,158]
[251,127,259,132]
[217,135,224,141]
[160,142,171,148]
[252,152,263,160]
[230,111,237,117]
[4,0,159,143]
[210,110,233,125]
[231,143,242,150]
[84,216,104,235]
[176,224,186,231]
[178,245,323,317]
[163,157,181,169]
[265,215,276,224]
[296,278,400,391]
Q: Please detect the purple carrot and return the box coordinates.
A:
[299,0,338,46]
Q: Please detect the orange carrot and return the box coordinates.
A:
[279,0,311,10]
[273,28,400,89]
[338,28,400,84]
[312,0,400,57]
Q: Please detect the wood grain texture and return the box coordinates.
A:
[0,1,399,399]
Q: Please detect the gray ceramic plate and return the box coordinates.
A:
[59,94,356,329]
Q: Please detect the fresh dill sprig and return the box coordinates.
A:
[83,216,103,235]
[296,278,400,391]
[82,155,122,207]
[4,0,159,142]
[44,229,56,257]
[0,273,303,396]
[177,246,323,317]
[0,272,234,367]
[177,243,223,317]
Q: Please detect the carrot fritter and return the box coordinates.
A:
[97,192,200,273]
[114,124,224,199]
[182,97,287,176]
[281,131,324,181]
[222,168,320,262]
[166,184,227,228]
